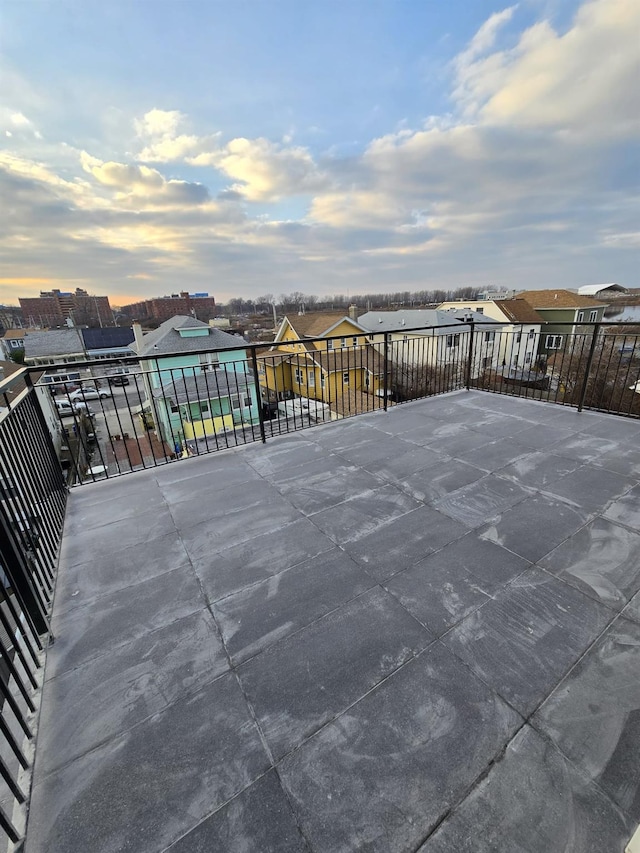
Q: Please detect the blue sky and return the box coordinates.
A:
[1,0,638,306]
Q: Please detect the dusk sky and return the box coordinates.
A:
[1,0,638,306]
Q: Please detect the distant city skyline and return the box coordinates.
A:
[1,0,638,307]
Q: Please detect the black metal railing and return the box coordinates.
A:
[2,315,640,845]
[23,319,640,487]
[0,369,67,844]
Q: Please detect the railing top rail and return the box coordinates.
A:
[21,319,640,376]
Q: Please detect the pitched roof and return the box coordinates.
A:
[517,290,608,309]
[23,328,86,358]
[310,347,386,375]
[493,299,544,324]
[2,328,38,340]
[135,315,247,356]
[358,309,497,335]
[282,312,357,338]
[153,369,251,404]
[82,327,135,350]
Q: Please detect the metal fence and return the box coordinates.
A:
[0,370,67,845]
[23,319,640,487]
[1,316,640,845]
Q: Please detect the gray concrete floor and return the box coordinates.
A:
[26,390,640,852]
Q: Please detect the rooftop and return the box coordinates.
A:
[27,391,640,852]
[517,289,609,310]
[493,298,545,324]
[134,316,247,357]
[358,308,496,334]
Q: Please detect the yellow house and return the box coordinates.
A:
[257,312,386,417]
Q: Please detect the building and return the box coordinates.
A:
[517,289,608,359]
[437,299,544,371]
[0,327,40,360]
[577,283,628,297]
[19,288,113,328]
[120,292,216,323]
[23,327,135,366]
[132,315,258,446]
[259,312,385,416]
[358,308,501,378]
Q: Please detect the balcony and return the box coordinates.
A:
[19,388,640,852]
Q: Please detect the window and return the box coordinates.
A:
[515,332,522,343]
[484,331,495,343]
[327,340,334,350]
[199,402,209,414]
[577,311,585,322]
[340,338,347,348]
[482,356,492,368]
[320,374,326,389]
[308,371,315,387]
[294,367,305,384]
[446,333,460,348]
[528,329,535,339]
[352,337,358,347]
[243,395,252,407]
[589,310,598,322]
[476,307,484,314]
[525,353,532,364]
[10,340,21,348]
[364,371,370,388]
[545,335,564,349]
[343,371,350,385]
[199,353,218,370]
[231,395,240,409]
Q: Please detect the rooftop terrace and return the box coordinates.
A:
[25,390,640,852]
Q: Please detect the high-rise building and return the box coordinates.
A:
[19,289,113,328]
[120,292,216,323]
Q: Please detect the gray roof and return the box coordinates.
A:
[23,328,86,359]
[358,309,498,336]
[578,283,627,296]
[153,369,251,404]
[135,316,247,356]
[33,391,640,853]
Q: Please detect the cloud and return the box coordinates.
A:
[0,0,638,302]
[195,136,330,201]
[455,0,640,136]
[79,151,210,207]
[135,108,221,163]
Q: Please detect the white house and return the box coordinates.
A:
[357,308,502,377]
[437,298,544,371]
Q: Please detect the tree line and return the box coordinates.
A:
[220,287,482,317]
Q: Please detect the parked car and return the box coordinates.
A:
[55,399,93,416]
[49,382,81,397]
[108,374,130,386]
[69,386,111,401]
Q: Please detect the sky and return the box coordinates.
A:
[0,0,638,307]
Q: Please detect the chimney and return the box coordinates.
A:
[348,304,358,321]
[132,322,144,350]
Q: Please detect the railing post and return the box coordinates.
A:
[465,321,475,390]
[383,332,389,412]
[578,322,601,412]
[250,348,267,444]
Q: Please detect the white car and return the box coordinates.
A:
[69,387,111,402]
[55,399,93,416]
